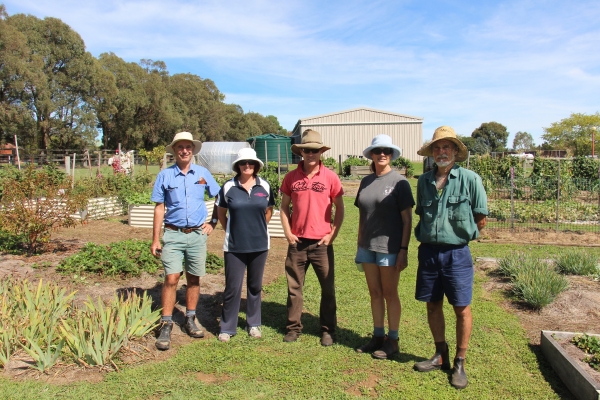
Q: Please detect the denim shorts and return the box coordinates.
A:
[355,247,397,267]
[161,228,207,277]
[415,243,473,306]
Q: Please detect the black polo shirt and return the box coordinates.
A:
[218,176,275,253]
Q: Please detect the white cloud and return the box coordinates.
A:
[5,0,600,145]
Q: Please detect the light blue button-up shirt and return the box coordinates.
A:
[151,163,220,227]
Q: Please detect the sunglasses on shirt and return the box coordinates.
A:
[371,148,393,155]
[301,148,321,154]
[238,160,258,167]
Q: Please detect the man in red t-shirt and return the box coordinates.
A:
[280,129,345,346]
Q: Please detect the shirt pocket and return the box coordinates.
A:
[447,195,470,221]
[192,182,206,199]
[421,199,434,222]
[166,186,181,205]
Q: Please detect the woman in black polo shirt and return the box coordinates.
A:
[216,148,275,342]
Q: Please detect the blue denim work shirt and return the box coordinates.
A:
[415,165,488,245]
[151,163,220,227]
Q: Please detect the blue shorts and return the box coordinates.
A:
[415,244,473,306]
[355,247,397,267]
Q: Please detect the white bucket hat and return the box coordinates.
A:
[363,134,402,160]
[231,148,264,169]
[165,132,202,155]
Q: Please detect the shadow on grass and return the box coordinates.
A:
[528,343,576,400]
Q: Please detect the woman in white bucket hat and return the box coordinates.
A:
[354,134,414,360]
[215,148,275,342]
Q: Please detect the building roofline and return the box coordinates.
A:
[297,107,424,123]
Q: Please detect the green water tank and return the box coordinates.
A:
[246,134,293,165]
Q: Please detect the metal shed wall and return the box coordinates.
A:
[291,108,423,162]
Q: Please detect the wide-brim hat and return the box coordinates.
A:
[363,134,402,160]
[291,129,331,156]
[165,131,202,155]
[231,147,264,169]
[417,126,468,162]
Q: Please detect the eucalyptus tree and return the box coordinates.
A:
[7,13,98,150]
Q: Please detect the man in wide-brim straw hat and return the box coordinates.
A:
[412,126,488,390]
[280,129,344,346]
[150,131,220,350]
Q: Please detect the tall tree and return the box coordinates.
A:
[471,122,509,153]
[542,112,600,156]
[245,112,287,136]
[512,131,534,151]
[7,14,98,150]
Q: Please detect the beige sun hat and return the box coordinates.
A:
[165,132,202,155]
[291,129,331,156]
[417,126,469,162]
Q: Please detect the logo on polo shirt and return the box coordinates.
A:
[254,192,268,197]
[312,182,326,193]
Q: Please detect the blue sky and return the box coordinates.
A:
[5,0,600,146]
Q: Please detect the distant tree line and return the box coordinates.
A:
[0,6,287,153]
[457,112,599,157]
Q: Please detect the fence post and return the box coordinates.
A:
[510,167,514,231]
[338,154,342,175]
[277,144,281,182]
[555,160,560,233]
[65,156,71,176]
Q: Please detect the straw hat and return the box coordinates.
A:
[231,147,264,169]
[291,129,331,156]
[165,132,202,155]
[417,126,468,162]
[362,134,402,160]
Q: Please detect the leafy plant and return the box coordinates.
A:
[572,334,600,371]
[391,156,415,178]
[554,250,599,276]
[206,252,224,274]
[57,240,161,277]
[496,253,569,309]
[20,328,65,373]
[342,156,369,177]
[0,165,88,254]
[322,157,338,171]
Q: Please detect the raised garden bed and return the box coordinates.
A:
[541,330,600,400]
[128,200,285,237]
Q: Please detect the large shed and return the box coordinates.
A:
[291,108,423,162]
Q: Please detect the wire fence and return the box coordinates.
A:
[485,169,600,234]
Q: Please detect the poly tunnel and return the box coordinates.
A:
[197,142,251,174]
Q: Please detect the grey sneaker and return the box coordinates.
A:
[218,333,231,342]
[248,326,262,338]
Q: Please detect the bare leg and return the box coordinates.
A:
[363,263,385,327]
[380,266,401,331]
[426,300,446,342]
[185,272,200,311]
[161,273,180,316]
[454,305,472,358]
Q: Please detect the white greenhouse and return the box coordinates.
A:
[197,142,250,174]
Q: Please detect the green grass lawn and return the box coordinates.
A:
[0,195,585,399]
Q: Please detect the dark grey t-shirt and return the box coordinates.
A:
[354,170,415,254]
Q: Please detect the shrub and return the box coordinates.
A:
[0,165,87,255]
[260,162,285,208]
[206,252,225,274]
[571,334,600,371]
[554,250,599,276]
[512,259,568,310]
[496,253,569,310]
[391,156,415,178]
[342,156,369,177]
[322,157,338,171]
[57,240,162,277]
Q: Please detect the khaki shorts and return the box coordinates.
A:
[161,229,207,277]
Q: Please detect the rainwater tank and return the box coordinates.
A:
[246,134,293,165]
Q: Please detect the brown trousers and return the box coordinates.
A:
[285,239,336,334]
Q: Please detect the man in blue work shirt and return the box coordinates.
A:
[150,131,220,350]
[413,126,488,389]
